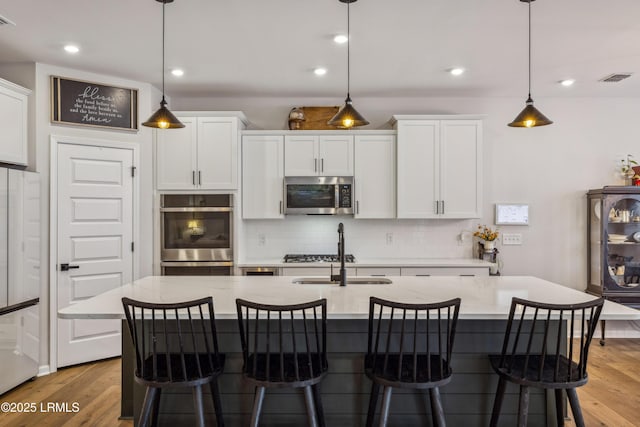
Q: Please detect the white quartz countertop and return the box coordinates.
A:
[58,275,639,321]
[238,258,494,268]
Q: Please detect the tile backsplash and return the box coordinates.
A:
[240,216,478,261]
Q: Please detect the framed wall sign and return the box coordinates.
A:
[495,204,529,225]
[51,76,138,131]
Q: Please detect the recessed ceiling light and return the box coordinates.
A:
[559,79,575,87]
[171,69,184,77]
[64,45,79,54]
[314,67,327,76]
[449,67,465,76]
[333,35,348,44]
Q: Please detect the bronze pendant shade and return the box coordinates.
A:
[508,0,552,128]
[328,0,369,129]
[143,0,184,129]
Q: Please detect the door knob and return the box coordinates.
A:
[60,263,80,271]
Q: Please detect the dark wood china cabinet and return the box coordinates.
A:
[587,186,640,344]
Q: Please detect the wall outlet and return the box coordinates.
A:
[386,232,393,245]
[258,234,266,246]
[502,233,522,245]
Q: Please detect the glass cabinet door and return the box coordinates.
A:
[603,196,640,292]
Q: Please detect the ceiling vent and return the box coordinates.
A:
[0,15,16,26]
[599,73,632,83]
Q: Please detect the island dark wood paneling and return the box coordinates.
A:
[125,319,559,427]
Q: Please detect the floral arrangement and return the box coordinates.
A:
[474,224,499,241]
[620,154,640,180]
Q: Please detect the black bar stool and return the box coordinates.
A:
[364,296,461,427]
[122,297,225,427]
[488,296,604,427]
[235,298,328,427]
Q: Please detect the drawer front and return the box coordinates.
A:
[400,267,488,277]
[355,267,401,276]
[281,267,357,276]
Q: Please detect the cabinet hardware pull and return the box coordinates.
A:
[192,171,196,185]
[371,274,386,277]
[460,274,475,277]
[441,200,445,214]
[435,200,439,214]
[279,201,283,214]
[416,274,431,277]
[314,158,317,172]
[356,200,359,214]
[321,158,324,173]
[198,170,202,185]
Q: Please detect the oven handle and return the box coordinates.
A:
[160,207,233,212]
[161,261,234,267]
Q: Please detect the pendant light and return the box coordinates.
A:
[508,0,552,128]
[142,0,184,129]
[328,0,369,129]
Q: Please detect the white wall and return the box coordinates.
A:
[0,63,158,372]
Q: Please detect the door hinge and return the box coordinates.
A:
[131,242,134,252]
[131,166,136,177]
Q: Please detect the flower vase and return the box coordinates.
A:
[483,240,495,252]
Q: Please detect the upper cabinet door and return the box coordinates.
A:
[197,117,238,189]
[284,135,318,176]
[354,135,395,218]
[397,120,439,218]
[318,135,354,176]
[155,117,197,190]
[284,135,354,176]
[242,135,284,219]
[440,120,482,218]
[0,79,29,166]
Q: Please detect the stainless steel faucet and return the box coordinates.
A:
[330,223,347,286]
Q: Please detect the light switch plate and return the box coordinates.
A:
[502,233,522,245]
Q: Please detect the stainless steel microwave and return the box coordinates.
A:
[284,176,354,215]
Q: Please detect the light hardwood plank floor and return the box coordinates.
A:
[0,339,638,426]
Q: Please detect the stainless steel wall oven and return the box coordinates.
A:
[160,194,233,275]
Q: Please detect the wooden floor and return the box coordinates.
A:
[0,339,638,426]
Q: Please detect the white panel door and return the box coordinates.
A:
[197,117,237,189]
[318,135,354,176]
[440,120,482,218]
[284,135,318,176]
[354,135,395,218]
[397,120,439,218]
[155,117,197,189]
[57,143,133,367]
[242,135,284,219]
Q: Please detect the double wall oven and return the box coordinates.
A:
[160,194,233,275]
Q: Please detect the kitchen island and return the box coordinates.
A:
[59,275,639,426]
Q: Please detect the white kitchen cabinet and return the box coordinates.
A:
[242,135,284,219]
[284,134,354,176]
[354,134,396,218]
[394,116,482,219]
[0,78,30,166]
[400,267,489,277]
[355,267,401,276]
[155,113,246,190]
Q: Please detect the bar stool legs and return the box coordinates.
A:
[429,387,446,427]
[303,386,319,427]
[365,383,381,427]
[311,384,326,427]
[489,377,506,427]
[566,388,585,427]
[209,381,225,427]
[517,385,530,427]
[250,386,266,427]
[192,384,205,427]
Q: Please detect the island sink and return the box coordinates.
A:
[292,277,392,285]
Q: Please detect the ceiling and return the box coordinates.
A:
[1,0,640,99]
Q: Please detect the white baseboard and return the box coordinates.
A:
[37,365,51,377]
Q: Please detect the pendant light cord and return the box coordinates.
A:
[347,1,350,98]
[161,0,166,102]
[527,0,531,99]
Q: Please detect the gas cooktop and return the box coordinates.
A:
[283,254,355,263]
